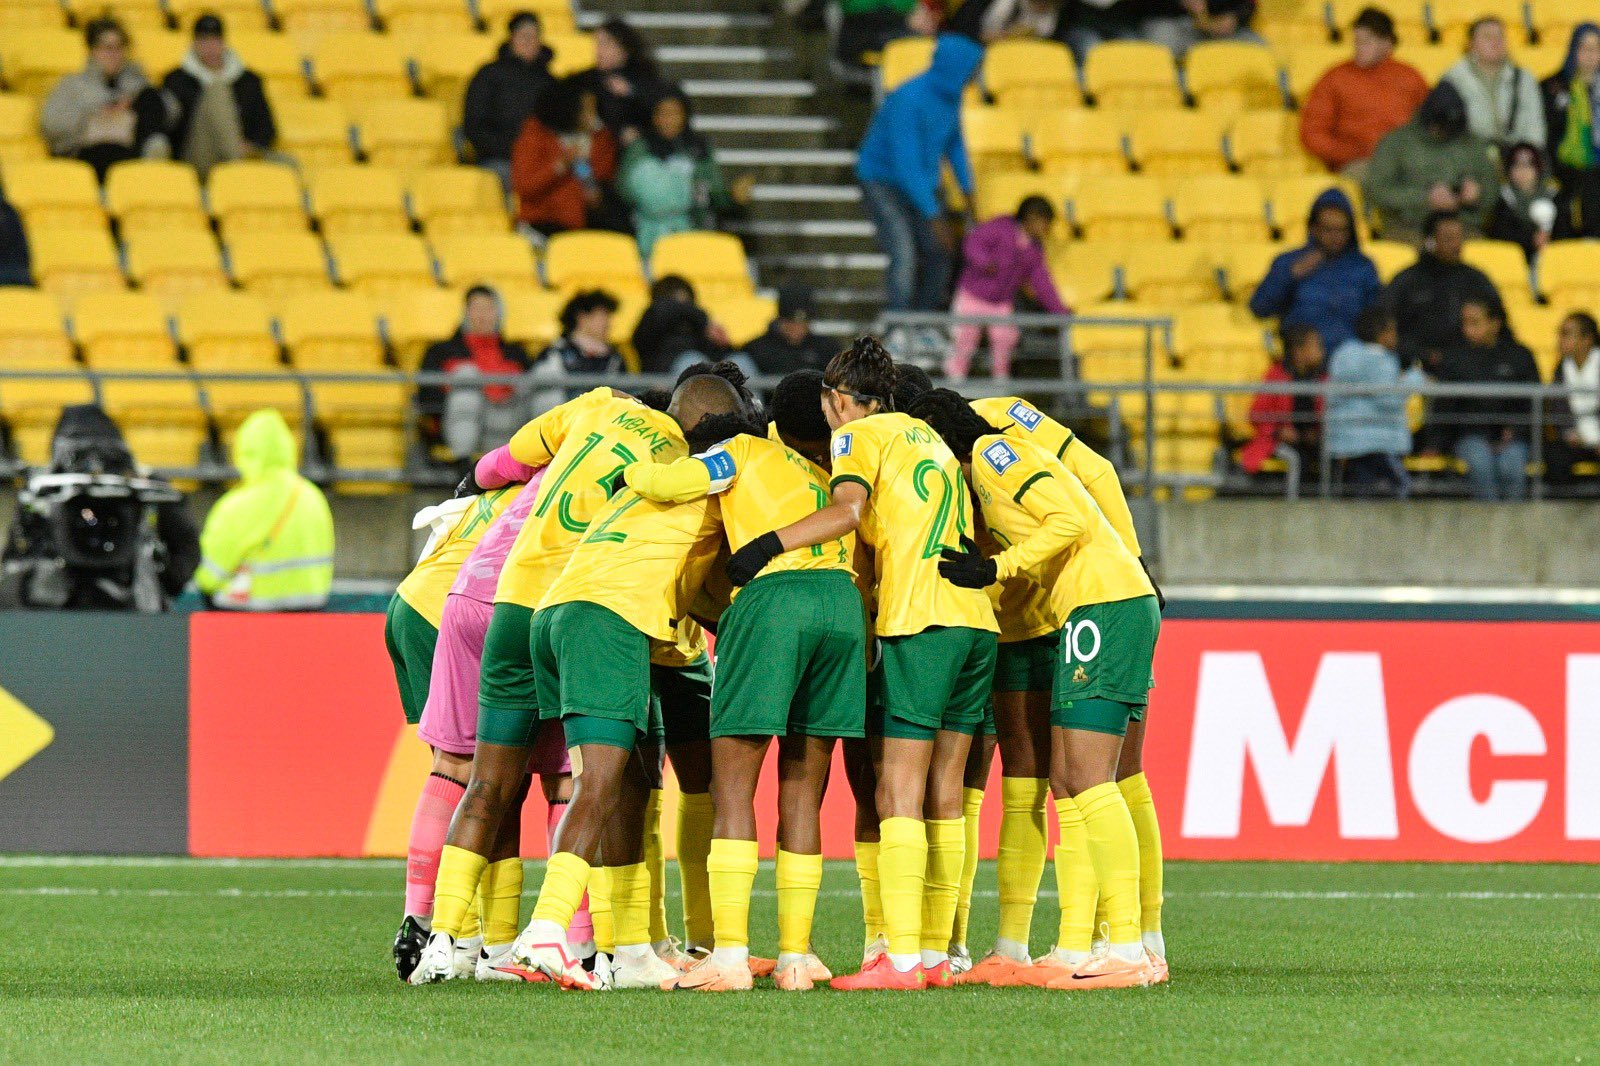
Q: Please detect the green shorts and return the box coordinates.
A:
[992,631,1061,694]
[872,626,999,741]
[651,655,711,745]
[532,601,657,749]
[710,570,867,739]
[477,602,540,746]
[384,595,439,725]
[1052,595,1160,737]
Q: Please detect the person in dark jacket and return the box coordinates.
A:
[583,17,664,142]
[463,11,555,191]
[1541,22,1600,237]
[0,188,30,286]
[160,14,275,177]
[1383,210,1501,372]
[744,284,836,376]
[416,286,534,459]
[1434,295,1541,500]
[1486,141,1570,261]
[1248,186,1381,355]
[630,275,731,375]
[529,290,626,412]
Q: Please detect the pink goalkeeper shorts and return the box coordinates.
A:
[418,593,568,775]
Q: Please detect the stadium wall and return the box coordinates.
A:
[4,611,1599,861]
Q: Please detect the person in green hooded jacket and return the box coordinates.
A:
[618,86,750,256]
[1363,80,1501,241]
[195,409,334,611]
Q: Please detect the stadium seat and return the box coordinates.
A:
[1534,0,1594,48]
[1071,302,1175,388]
[1327,0,1428,42]
[1429,0,1532,41]
[432,232,540,295]
[28,226,125,306]
[178,290,302,425]
[170,0,272,32]
[878,35,935,93]
[546,32,596,78]
[700,293,773,350]
[0,287,72,365]
[328,232,439,295]
[1463,239,1533,302]
[72,291,177,367]
[275,0,373,38]
[62,0,165,29]
[1364,238,1417,282]
[1120,241,1223,304]
[131,29,190,80]
[1283,43,1349,103]
[501,287,566,350]
[1394,43,1457,83]
[1228,109,1318,176]
[1506,301,1564,377]
[0,285,83,446]
[973,169,1076,234]
[543,230,647,297]
[0,28,84,96]
[1083,41,1182,109]
[981,38,1082,110]
[1126,109,1230,176]
[354,98,452,169]
[962,106,1029,178]
[1537,239,1600,310]
[278,289,385,368]
[1029,109,1128,176]
[0,369,96,462]
[124,229,229,308]
[1184,41,1284,113]
[379,285,465,369]
[104,160,209,234]
[1170,175,1272,241]
[230,31,311,97]
[1070,176,1172,241]
[1268,175,1365,239]
[408,32,497,120]
[0,94,44,163]
[2,158,102,229]
[1048,242,1119,305]
[649,231,755,300]
[1172,302,1271,381]
[1220,240,1289,300]
[325,421,410,492]
[311,33,412,107]
[273,98,355,168]
[0,0,69,30]
[226,230,333,296]
[308,164,409,236]
[208,160,307,233]
[372,0,475,35]
[407,165,508,235]
[475,0,577,33]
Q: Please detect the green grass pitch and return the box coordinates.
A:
[2,858,1597,1063]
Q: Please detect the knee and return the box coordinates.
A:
[460,776,517,818]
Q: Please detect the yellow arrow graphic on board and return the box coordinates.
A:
[0,684,54,782]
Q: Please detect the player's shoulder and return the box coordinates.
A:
[973,433,1030,480]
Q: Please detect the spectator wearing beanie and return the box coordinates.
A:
[162,15,277,177]
[1249,186,1380,355]
[1299,7,1428,179]
[944,195,1070,381]
[509,75,624,236]
[463,11,555,191]
[1363,80,1500,240]
[1442,16,1546,151]
[745,284,837,376]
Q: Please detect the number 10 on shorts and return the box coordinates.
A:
[1063,620,1101,663]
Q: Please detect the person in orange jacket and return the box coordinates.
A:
[1299,6,1428,177]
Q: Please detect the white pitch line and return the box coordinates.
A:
[3,887,1598,901]
[0,857,406,869]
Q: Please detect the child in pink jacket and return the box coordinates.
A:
[945,196,1071,380]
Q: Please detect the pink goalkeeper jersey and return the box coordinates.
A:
[450,466,546,604]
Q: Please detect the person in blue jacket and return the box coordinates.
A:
[856,33,984,320]
[1248,187,1381,355]
[1326,304,1425,497]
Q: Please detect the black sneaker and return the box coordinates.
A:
[393,916,428,982]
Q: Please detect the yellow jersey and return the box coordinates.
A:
[969,434,1152,620]
[970,395,1142,556]
[651,615,711,668]
[979,517,1061,642]
[495,387,686,607]
[395,486,517,627]
[829,412,998,638]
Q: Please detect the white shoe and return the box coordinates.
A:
[510,920,604,990]
[591,952,614,990]
[610,949,678,990]
[948,944,973,975]
[452,935,483,979]
[407,932,456,985]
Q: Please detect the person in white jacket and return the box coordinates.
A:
[1442,17,1546,150]
[1551,311,1600,487]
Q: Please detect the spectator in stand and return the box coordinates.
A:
[1060,0,1143,60]
[1434,295,1540,500]
[161,15,276,177]
[945,0,1067,44]
[1542,23,1600,238]
[1326,305,1423,497]
[837,0,940,69]
[509,75,625,236]
[585,18,664,142]
[1548,310,1600,486]
[1486,141,1569,261]
[463,12,555,192]
[618,87,750,256]
[0,188,30,285]
[1240,323,1326,484]
[1248,187,1379,355]
[1383,210,1500,371]
[40,17,172,180]
[417,286,535,462]
[1299,7,1428,179]
[1363,81,1500,241]
[856,34,984,340]
[1442,17,1546,151]
[944,195,1071,381]
[1144,0,1263,56]
[528,290,625,412]
[631,275,737,376]
[745,283,837,376]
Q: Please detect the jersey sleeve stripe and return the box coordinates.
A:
[1055,434,1075,460]
[1012,470,1052,503]
[830,473,872,496]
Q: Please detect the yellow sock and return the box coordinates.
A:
[950,787,984,948]
[920,817,965,952]
[460,885,482,941]
[877,817,927,957]
[997,777,1049,947]
[1119,772,1164,935]
[677,792,715,948]
[854,840,884,947]
[530,851,591,929]
[644,790,669,943]
[1073,783,1142,946]
[706,838,759,948]
[480,857,523,945]
[775,849,823,957]
[1054,797,1099,953]
[1094,890,1109,936]
[432,845,487,940]
[588,866,615,954]
[608,861,652,948]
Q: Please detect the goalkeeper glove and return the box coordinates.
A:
[937,535,998,590]
[727,531,783,587]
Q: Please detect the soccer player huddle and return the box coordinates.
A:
[385,336,1168,994]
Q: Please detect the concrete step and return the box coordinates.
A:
[747,181,862,220]
[694,114,835,151]
[680,78,817,116]
[656,45,799,80]
[716,147,855,183]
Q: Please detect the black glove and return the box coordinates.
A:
[453,470,486,498]
[1140,557,1166,613]
[937,535,998,590]
[726,531,783,587]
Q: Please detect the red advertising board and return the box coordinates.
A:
[188,615,1600,861]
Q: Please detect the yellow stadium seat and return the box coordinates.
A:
[1,369,97,457]
[1463,238,1533,300]
[1049,242,1119,306]
[1365,238,1418,282]
[1072,301,1175,388]
[379,285,465,369]
[125,229,229,308]
[608,289,648,354]
[28,226,125,306]
[1520,37,1567,81]
[1172,302,1271,381]
[325,422,410,492]
[1283,43,1349,103]
[373,0,475,35]
[982,38,1082,110]
[131,29,190,80]
[3,158,102,229]
[1171,175,1271,241]
[354,98,451,169]
[329,232,438,295]
[1083,41,1182,109]
[1533,0,1593,47]
[878,35,936,92]
[1029,109,1127,176]
[432,232,540,294]
[0,0,68,30]
[1220,240,1289,299]
[63,0,165,29]
[1126,109,1230,176]
[1071,176,1171,241]
[649,231,754,300]
[99,382,206,435]
[170,0,273,32]
[1269,175,1364,239]
[408,32,497,121]
[1429,0,1532,42]
[1327,0,1428,42]
[1393,43,1457,83]
[0,287,72,365]
[547,32,596,78]
[105,160,208,233]
[311,32,411,106]
[544,230,646,296]
[407,165,508,235]
[308,164,409,236]
[474,0,577,33]
[707,293,777,349]
[1120,242,1223,304]
[226,230,332,296]
[1228,108,1318,176]
[501,287,565,349]
[0,93,44,162]
[230,31,311,96]
[962,106,1029,177]
[121,421,211,470]
[1538,239,1600,309]
[973,169,1076,234]
[274,97,355,167]
[72,291,177,367]
[1185,41,1284,113]
[1506,301,1564,376]
[177,291,301,424]
[279,289,386,368]
[276,0,372,38]
[208,160,307,233]
[1,29,84,96]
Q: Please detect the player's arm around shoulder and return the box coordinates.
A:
[979,438,1090,581]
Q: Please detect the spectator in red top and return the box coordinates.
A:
[417,286,535,461]
[1299,7,1428,178]
[510,75,625,237]
[1241,323,1326,486]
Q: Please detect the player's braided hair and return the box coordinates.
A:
[634,386,673,412]
[823,335,897,411]
[676,359,759,418]
[686,409,766,453]
[891,363,933,414]
[770,369,831,443]
[906,388,992,460]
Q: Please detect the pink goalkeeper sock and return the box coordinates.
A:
[548,799,594,944]
[405,773,466,919]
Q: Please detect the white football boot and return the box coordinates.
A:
[408,932,457,985]
[509,919,603,990]
[609,948,679,990]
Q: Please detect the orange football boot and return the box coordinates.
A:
[747,955,777,979]
[830,953,927,991]
[774,959,815,991]
[921,960,954,988]
[1045,951,1157,990]
[662,959,753,992]
[954,952,1033,987]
